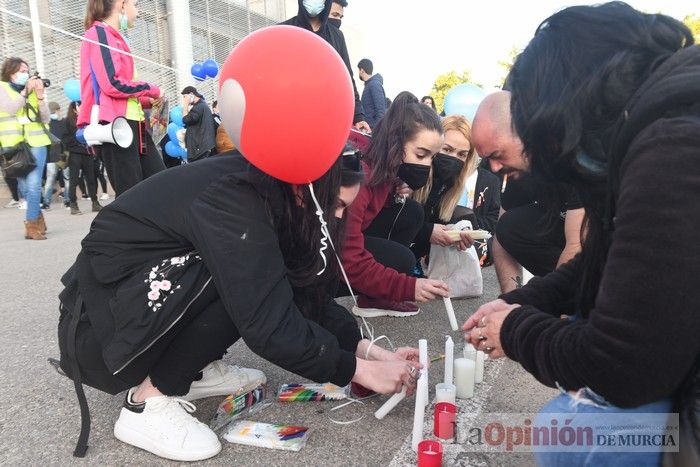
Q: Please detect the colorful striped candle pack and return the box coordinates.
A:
[277,383,348,402]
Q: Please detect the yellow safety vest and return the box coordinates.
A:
[0,81,51,148]
[0,81,24,148]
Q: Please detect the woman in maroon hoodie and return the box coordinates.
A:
[342,92,450,317]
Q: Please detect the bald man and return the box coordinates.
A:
[472,91,584,293]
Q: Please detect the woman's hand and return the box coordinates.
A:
[456,231,476,251]
[463,299,513,333]
[356,340,420,363]
[415,278,449,302]
[395,182,412,198]
[464,306,519,359]
[430,224,454,247]
[353,358,423,395]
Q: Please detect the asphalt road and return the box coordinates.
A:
[0,198,556,466]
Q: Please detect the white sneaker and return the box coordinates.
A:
[4,200,20,208]
[100,193,110,200]
[114,388,221,461]
[18,200,27,210]
[182,360,266,401]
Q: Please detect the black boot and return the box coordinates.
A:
[92,200,102,212]
[70,201,81,215]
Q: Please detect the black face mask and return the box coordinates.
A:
[328,17,342,29]
[433,153,464,183]
[397,162,431,190]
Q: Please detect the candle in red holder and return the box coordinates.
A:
[433,402,456,441]
[417,440,443,467]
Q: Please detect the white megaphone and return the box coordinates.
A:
[81,105,133,149]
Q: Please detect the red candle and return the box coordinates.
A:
[433,402,456,440]
[417,440,443,467]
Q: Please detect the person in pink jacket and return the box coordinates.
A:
[79,0,165,197]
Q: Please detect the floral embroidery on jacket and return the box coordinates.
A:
[144,253,201,312]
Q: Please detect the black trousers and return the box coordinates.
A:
[116,281,240,396]
[94,155,108,193]
[495,202,564,277]
[69,153,97,203]
[98,120,165,197]
[5,175,19,201]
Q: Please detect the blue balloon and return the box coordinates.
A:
[64,79,81,102]
[443,84,487,122]
[191,63,206,81]
[169,105,184,127]
[167,122,181,143]
[202,59,219,78]
[165,140,187,159]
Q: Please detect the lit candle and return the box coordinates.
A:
[374,387,406,420]
[444,336,454,385]
[412,339,428,451]
[475,350,485,383]
[443,296,459,331]
[453,358,475,399]
[435,383,456,405]
[433,401,456,441]
[417,440,443,467]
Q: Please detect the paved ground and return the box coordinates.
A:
[0,197,556,466]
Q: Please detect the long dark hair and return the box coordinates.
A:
[364,91,442,187]
[65,101,80,132]
[507,1,693,314]
[275,154,363,320]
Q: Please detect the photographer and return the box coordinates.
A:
[0,57,51,240]
[80,0,165,197]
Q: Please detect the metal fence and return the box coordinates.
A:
[0,0,286,111]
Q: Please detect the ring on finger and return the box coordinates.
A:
[484,346,495,353]
[480,317,487,327]
[478,329,487,341]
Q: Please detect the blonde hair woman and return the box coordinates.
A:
[411,115,501,266]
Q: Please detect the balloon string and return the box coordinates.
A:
[307,183,372,341]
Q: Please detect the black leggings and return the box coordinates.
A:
[69,153,97,203]
[94,155,108,193]
[116,281,239,396]
[98,120,165,197]
[495,202,564,277]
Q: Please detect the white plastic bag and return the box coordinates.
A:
[423,220,483,298]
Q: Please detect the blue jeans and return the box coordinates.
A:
[43,161,58,205]
[17,145,47,221]
[534,387,673,467]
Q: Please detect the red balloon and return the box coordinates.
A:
[218,26,354,184]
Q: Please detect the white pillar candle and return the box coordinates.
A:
[453,358,475,399]
[443,296,459,331]
[374,387,406,420]
[475,350,485,383]
[412,339,429,451]
[444,336,454,385]
[464,343,476,362]
[419,339,429,407]
[435,383,456,405]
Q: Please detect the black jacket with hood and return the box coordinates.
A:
[281,0,365,125]
[58,153,361,387]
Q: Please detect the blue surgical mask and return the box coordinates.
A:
[119,13,129,33]
[12,72,29,87]
[303,0,325,17]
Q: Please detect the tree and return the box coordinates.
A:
[684,14,700,40]
[429,70,479,114]
[497,46,521,88]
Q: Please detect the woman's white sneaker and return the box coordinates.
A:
[182,360,266,401]
[113,388,221,461]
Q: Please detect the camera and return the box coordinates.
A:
[32,71,51,88]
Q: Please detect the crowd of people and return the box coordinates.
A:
[1,0,697,465]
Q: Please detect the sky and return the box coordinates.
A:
[336,0,697,99]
